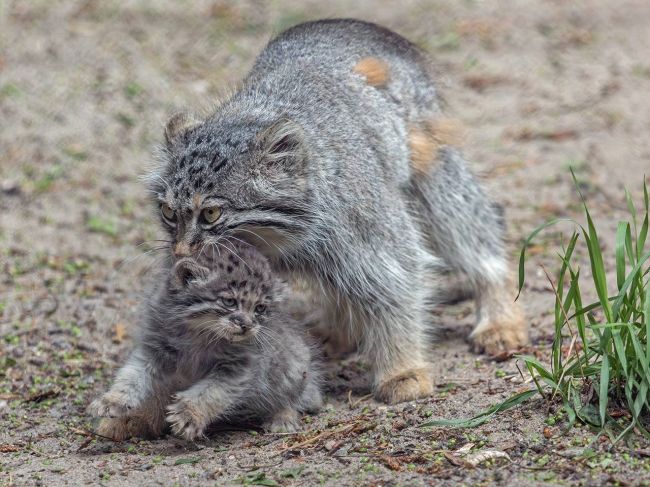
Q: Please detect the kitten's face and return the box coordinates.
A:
[170,246,275,344]
[149,117,309,261]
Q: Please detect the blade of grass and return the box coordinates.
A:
[421,389,537,428]
[616,222,629,290]
[517,218,573,299]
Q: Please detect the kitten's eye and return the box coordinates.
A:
[161,203,176,222]
[255,304,267,314]
[201,206,221,224]
[221,297,237,308]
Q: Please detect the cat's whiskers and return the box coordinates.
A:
[255,326,282,349]
[232,228,292,263]
[114,246,170,274]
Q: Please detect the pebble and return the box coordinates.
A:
[0,179,21,195]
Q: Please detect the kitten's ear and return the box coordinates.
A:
[173,259,209,287]
[164,112,201,148]
[257,118,306,166]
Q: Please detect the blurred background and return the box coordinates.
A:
[1,0,650,484]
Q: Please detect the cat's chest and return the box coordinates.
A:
[165,342,251,386]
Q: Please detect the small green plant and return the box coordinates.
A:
[86,215,117,237]
[515,174,650,440]
[424,173,650,440]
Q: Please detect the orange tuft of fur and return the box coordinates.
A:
[408,119,465,175]
[408,127,439,175]
[353,57,390,87]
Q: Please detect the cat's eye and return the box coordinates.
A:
[221,297,237,308]
[255,304,267,314]
[161,203,176,222]
[201,206,221,224]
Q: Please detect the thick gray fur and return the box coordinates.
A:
[146,19,525,402]
[89,242,322,439]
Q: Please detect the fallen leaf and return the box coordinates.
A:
[25,389,59,403]
[463,74,508,92]
[443,451,466,467]
[455,442,475,455]
[379,455,402,471]
[608,408,630,419]
[0,444,21,452]
[77,437,93,451]
[465,450,511,467]
[491,351,514,362]
[112,323,127,344]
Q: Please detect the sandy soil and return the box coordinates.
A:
[2,0,650,485]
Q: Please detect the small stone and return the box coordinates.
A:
[0,179,21,195]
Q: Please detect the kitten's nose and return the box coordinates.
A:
[231,315,252,333]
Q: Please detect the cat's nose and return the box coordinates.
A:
[173,241,191,258]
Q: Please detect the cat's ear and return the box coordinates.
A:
[257,118,306,166]
[173,258,209,287]
[164,112,201,148]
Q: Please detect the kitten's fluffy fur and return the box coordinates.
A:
[147,19,527,404]
[89,243,322,440]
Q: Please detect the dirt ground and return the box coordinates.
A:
[2,0,650,485]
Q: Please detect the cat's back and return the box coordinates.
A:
[252,19,425,72]
[248,19,440,125]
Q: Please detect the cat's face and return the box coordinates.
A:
[169,245,276,344]
[148,117,309,261]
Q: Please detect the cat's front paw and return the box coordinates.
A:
[264,408,300,433]
[470,306,529,355]
[88,390,138,418]
[375,367,433,404]
[166,397,209,441]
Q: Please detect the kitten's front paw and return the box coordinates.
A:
[96,417,131,441]
[95,415,164,441]
[88,391,137,418]
[264,408,300,433]
[375,367,433,404]
[166,398,208,441]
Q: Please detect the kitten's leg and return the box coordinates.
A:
[88,348,157,418]
[411,147,528,354]
[166,373,245,441]
[96,395,169,441]
[89,348,169,440]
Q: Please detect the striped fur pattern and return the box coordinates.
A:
[145,19,527,404]
[89,242,322,440]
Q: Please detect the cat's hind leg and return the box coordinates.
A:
[410,147,528,354]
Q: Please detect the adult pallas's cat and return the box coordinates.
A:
[148,19,527,403]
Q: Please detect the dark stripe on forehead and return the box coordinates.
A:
[227,220,298,231]
[251,204,308,217]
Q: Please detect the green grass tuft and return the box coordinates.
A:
[425,172,650,440]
